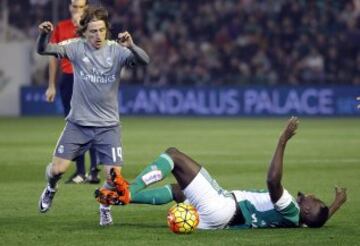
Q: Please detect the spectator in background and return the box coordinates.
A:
[45,0,100,184]
[299,47,325,84]
[8,0,360,86]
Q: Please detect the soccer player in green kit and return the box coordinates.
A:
[36,6,149,226]
[97,117,347,229]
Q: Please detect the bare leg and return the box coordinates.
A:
[39,156,72,213]
[165,147,201,190]
[47,156,72,188]
[51,156,72,174]
[171,183,186,203]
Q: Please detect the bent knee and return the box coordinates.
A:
[51,157,71,174]
[165,147,181,158]
[171,183,186,203]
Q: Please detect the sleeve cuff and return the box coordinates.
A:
[274,189,292,211]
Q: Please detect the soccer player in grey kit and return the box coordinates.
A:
[36,6,149,226]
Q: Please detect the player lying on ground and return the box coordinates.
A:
[96,117,347,229]
[36,6,149,226]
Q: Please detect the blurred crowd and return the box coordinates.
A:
[7,0,360,86]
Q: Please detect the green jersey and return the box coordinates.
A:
[230,189,300,228]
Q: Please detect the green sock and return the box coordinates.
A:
[131,185,174,205]
[130,153,174,195]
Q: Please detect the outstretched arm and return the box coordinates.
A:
[328,186,347,219]
[267,116,299,203]
[118,32,150,65]
[36,22,67,58]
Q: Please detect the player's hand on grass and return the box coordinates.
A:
[334,186,347,205]
[328,186,347,218]
[118,31,134,48]
[39,21,54,33]
[280,116,299,143]
[45,86,56,102]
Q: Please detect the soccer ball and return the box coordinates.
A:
[167,203,199,234]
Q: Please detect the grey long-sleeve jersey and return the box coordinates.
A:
[37,32,149,126]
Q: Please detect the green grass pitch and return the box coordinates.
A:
[0,117,359,245]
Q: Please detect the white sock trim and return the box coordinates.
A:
[100,204,111,210]
[46,185,56,192]
[102,182,115,190]
[45,163,53,179]
[160,153,174,169]
[164,184,173,197]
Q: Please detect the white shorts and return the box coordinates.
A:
[183,168,236,229]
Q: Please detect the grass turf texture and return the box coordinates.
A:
[0,117,359,246]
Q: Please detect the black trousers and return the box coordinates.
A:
[59,73,73,117]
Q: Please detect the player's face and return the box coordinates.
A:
[69,0,87,26]
[297,192,325,214]
[84,20,107,49]
[297,192,317,204]
[69,0,87,16]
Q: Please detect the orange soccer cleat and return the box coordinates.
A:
[94,187,124,206]
[110,168,131,205]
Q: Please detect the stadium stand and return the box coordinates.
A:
[6,0,360,86]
